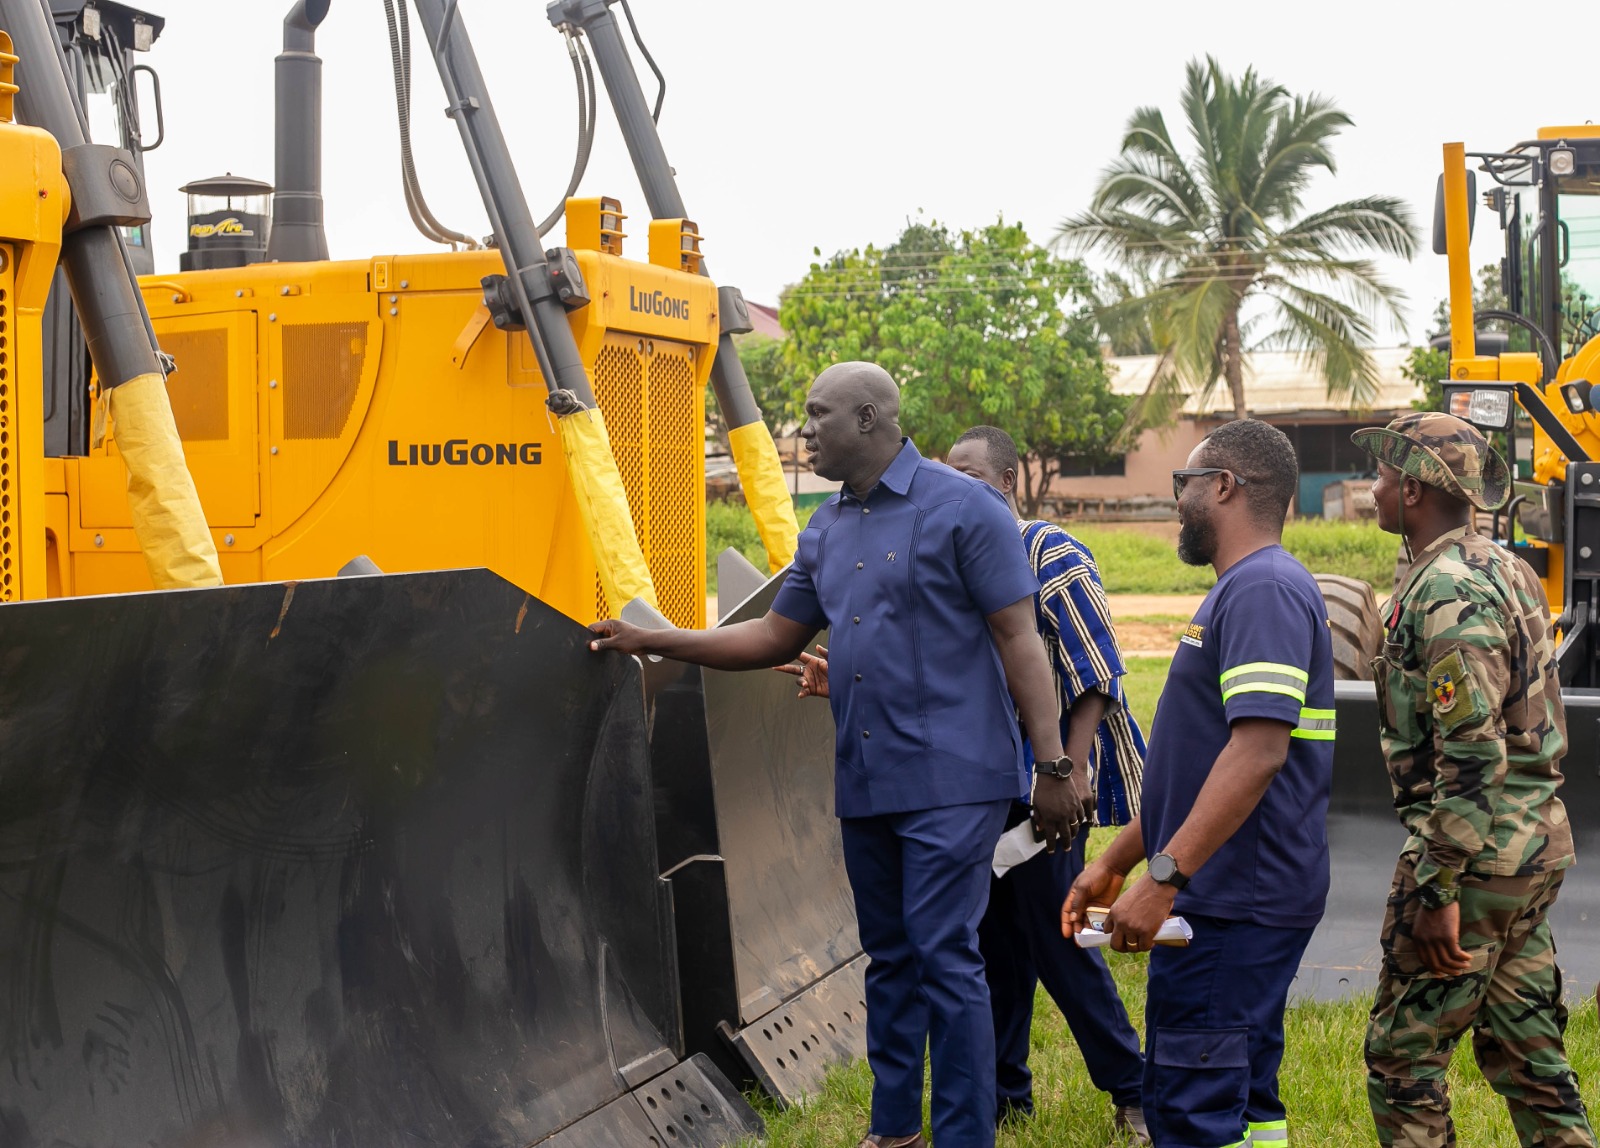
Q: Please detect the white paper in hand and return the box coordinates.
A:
[1074,915,1195,948]
[991,819,1048,878]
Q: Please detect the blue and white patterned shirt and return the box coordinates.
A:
[1020,520,1146,827]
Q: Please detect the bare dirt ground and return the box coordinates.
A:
[1106,593,1204,656]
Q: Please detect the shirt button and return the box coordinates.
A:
[862,507,871,514]
[862,730,870,739]
[853,616,860,624]
[854,673,862,682]
[856,562,863,569]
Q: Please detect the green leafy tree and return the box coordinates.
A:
[1056,56,1418,421]
[779,217,1129,515]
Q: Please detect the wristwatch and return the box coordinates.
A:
[1034,754,1075,780]
[1148,852,1189,891]
[1418,867,1460,909]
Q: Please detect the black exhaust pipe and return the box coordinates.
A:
[265,0,331,262]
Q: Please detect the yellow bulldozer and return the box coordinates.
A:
[0,3,860,1145]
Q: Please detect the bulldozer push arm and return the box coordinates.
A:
[548,0,800,573]
[411,0,659,615]
[2,0,218,591]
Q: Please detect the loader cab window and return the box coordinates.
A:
[1507,181,1545,341]
[61,8,160,271]
[1552,144,1600,355]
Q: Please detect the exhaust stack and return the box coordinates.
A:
[265,0,330,262]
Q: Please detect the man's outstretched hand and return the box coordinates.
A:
[589,618,654,655]
[774,645,829,698]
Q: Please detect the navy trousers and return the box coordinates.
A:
[1143,913,1316,1148]
[840,799,1010,1148]
[980,811,1145,1115]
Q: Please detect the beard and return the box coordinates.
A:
[1176,507,1218,567]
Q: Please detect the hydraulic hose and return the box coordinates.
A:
[534,29,596,238]
[383,0,478,249]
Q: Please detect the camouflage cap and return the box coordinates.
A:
[1350,411,1510,511]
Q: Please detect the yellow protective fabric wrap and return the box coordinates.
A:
[107,373,223,589]
[727,420,799,572]
[556,406,659,612]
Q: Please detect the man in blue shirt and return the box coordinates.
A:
[591,362,1088,1148]
[1064,419,1334,1148]
[782,427,1152,1142]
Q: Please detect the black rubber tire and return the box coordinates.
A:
[1315,573,1383,681]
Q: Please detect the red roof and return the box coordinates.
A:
[745,301,786,340]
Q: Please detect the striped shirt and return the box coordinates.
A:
[1021,520,1146,827]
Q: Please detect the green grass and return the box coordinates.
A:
[709,504,1401,597]
[743,965,1600,1147]
[706,500,816,595]
[1119,655,1169,734]
[1068,519,1400,595]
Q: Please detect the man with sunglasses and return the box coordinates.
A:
[1064,418,1335,1148]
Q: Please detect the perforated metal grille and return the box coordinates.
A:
[283,322,366,439]
[0,276,12,601]
[647,350,701,628]
[160,328,229,440]
[589,336,703,627]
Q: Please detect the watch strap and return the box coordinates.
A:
[1035,754,1075,779]
[1150,852,1190,891]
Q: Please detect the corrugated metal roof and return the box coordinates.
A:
[1107,347,1423,417]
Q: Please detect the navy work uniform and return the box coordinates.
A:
[772,439,1038,1148]
[982,520,1146,1121]
[1138,545,1334,1148]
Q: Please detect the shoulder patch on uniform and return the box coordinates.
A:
[1428,649,1465,710]
[1426,647,1482,732]
[1181,622,1204,648]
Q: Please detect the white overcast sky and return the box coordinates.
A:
[125,0,1595,345]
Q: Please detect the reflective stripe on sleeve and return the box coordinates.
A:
[1219,661,1308,704]
[1291,707,1336,741]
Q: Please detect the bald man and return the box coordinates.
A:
[591,362,1087,1148]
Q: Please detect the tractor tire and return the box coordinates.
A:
[1315,573,1383,681]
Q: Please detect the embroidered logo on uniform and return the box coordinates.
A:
[1430,671,1456,711]
[886,551,897,562]
[1181,622,1205,649]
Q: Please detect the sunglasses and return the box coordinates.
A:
[1172,467,1248,501]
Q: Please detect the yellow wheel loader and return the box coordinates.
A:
[0,2,858,1143]
[1300,131,1600,1007]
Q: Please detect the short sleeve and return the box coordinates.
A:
[954,485,1040,616]
[1032,525,1126,699]
[770,527,828,629]
[1214,576,1317,727]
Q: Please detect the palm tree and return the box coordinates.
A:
[1057,57,1417,421]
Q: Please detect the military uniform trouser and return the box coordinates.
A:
[1364,854,1596,1148]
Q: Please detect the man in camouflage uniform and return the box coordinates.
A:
[1354,411,1594,1148]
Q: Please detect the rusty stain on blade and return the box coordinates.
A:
[269,582,299,642]
[515,594,530,634]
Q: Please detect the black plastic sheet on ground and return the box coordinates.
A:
[0,570,702,1147]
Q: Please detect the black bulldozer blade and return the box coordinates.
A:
[650,568,867,1105]
[0,570,759,1147]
